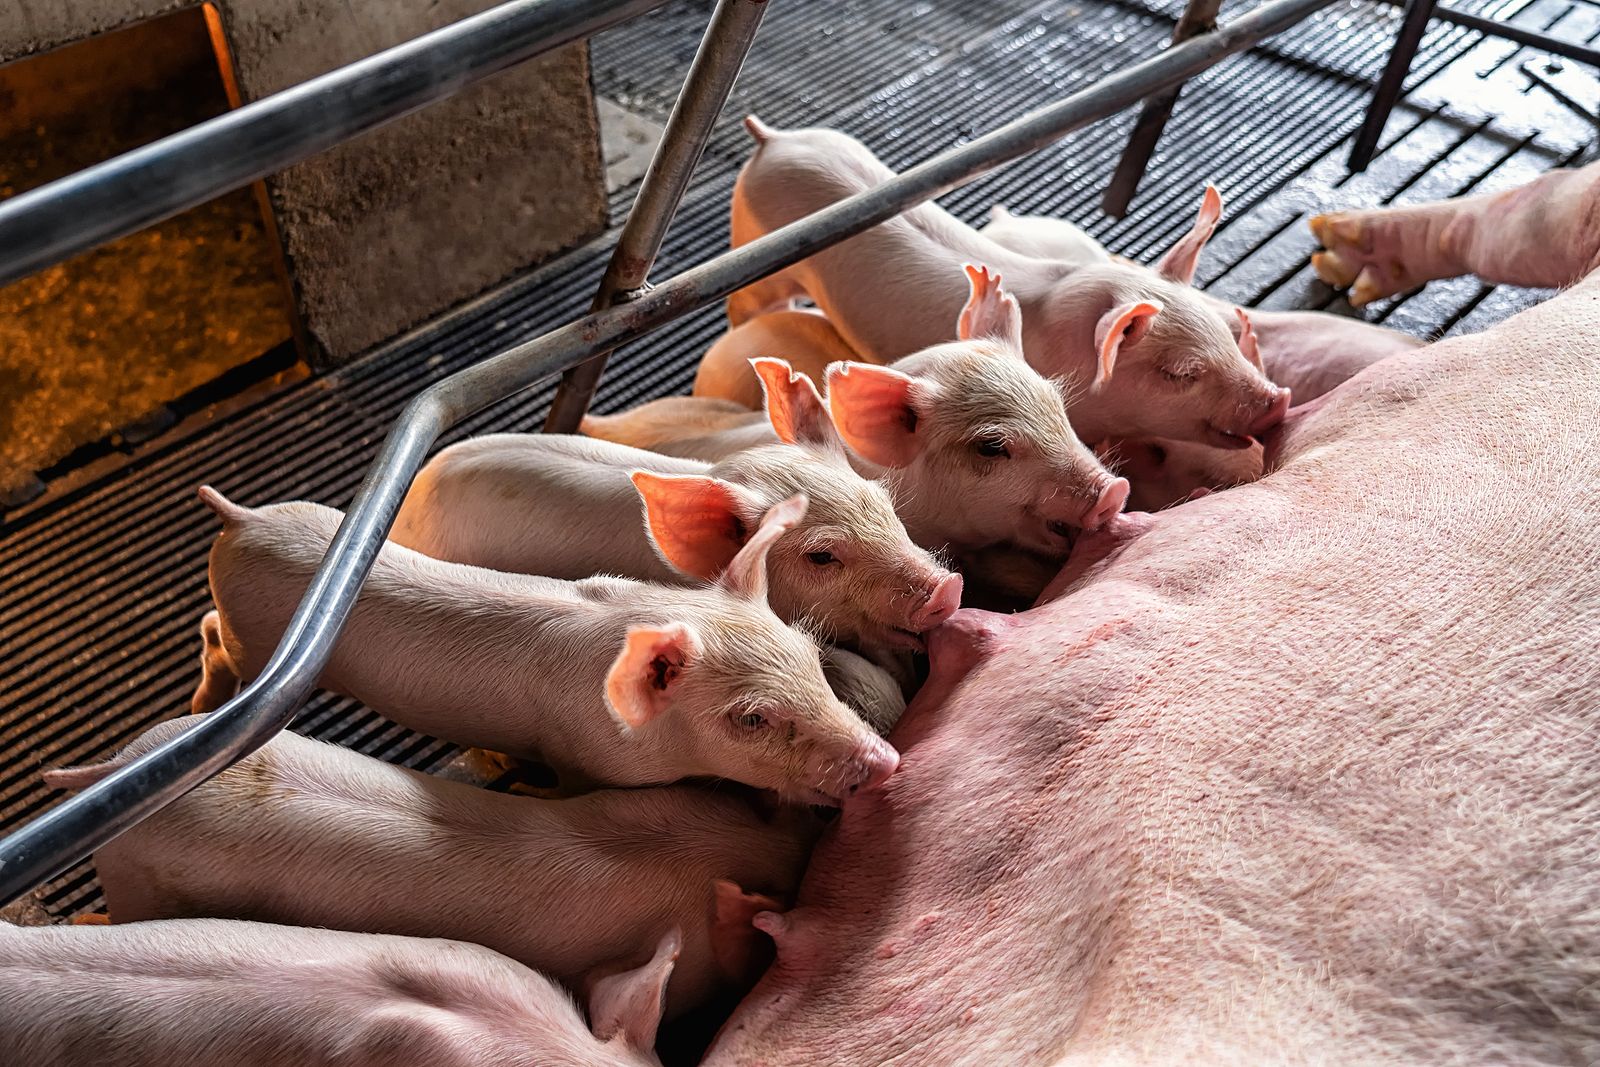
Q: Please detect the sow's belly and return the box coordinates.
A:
[704,282,1600,1067]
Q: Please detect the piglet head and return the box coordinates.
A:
[1094,435,1264,512]
[678,361,962,653]
[607,495,900,804]
[827,264,1127,556]
[1066,186,1291,448]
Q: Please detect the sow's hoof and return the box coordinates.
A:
[1309,212,1421,308]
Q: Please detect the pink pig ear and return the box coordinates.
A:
[1155,183,1223,284]
[825,361,927,468]
[586,927,680,1052]
[720,494,807,601]
[604,623,700,729]
[957,263,1025,353]
[631,471,754,581]
[1233,307,1263,371]
[751,357,841,448]
[1092,301,1163,388]
[711,880,786,981]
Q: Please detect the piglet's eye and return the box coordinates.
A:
[973,435,1010,459]
[806,551,839,566]
[1160,366,1200,385]
[736,711,769,730]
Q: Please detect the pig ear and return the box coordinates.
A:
[1155,183,1223,285]
[825,361,928,468]
[751,357,842,449]
[957,263,1025,353]
[720,494,807,601]
[631,471,758,582]
[587,928,680,1052]
[1093,301,1163,388]
[1233,307,1263,371]
[711,880,786,979]
[604,623,700,729]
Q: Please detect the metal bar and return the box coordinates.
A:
[1433,3,1600,65]
[0,0,1337,908]
[0,0,668,289]
[1349,0,1440,172]
[1102,0,1225,218]
[544,0,770,434]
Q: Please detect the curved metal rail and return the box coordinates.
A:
[0,0,1337,906]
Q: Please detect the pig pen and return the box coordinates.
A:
[2,0,1597,1051]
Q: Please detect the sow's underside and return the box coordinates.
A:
[706,276,1600,1065]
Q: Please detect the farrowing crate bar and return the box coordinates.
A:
[0,0,1464,906]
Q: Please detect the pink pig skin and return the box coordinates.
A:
[701,209,1600,1064]
[52,718,814,1022]
[0,917,673,1067]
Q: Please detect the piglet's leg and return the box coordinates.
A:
[1310,162,1600,304]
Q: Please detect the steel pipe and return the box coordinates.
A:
[0,0,669,289]
[544,0,770,434]
[0,0,1338,907]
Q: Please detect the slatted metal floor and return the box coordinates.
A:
[2,0,1594,918]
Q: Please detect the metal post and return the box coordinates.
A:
[543,0,770,433]
[1102,0,1225,218]
[1349,0,1439,172]
[0,0,1338,907]
[0,0,669,289]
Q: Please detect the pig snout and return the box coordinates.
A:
[801,719,901,803]
[1078,477,1131,532]
[845,735,900,795]
[1040,472,1131,544]
[1248,386,1292,436]
[906,571,964,632]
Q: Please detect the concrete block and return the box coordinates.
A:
[2,0,608,368]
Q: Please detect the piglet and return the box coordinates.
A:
[46,718,813,1020]
[0,917,675,1067]
[395,361,960,659]
[731,120,1289,447]
[196,488,898,802]
[824,263,1128,555]
[981,205,1421,403]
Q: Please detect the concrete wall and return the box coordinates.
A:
[3,0,607,365]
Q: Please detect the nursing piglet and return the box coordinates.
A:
[824,263,1128,554]
[1,917,675,1067]
[47,718,811,1020]
[981,203,1422,402]
[196,489,897,801]
[730,119,1289,447]
[394,360,960,659]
